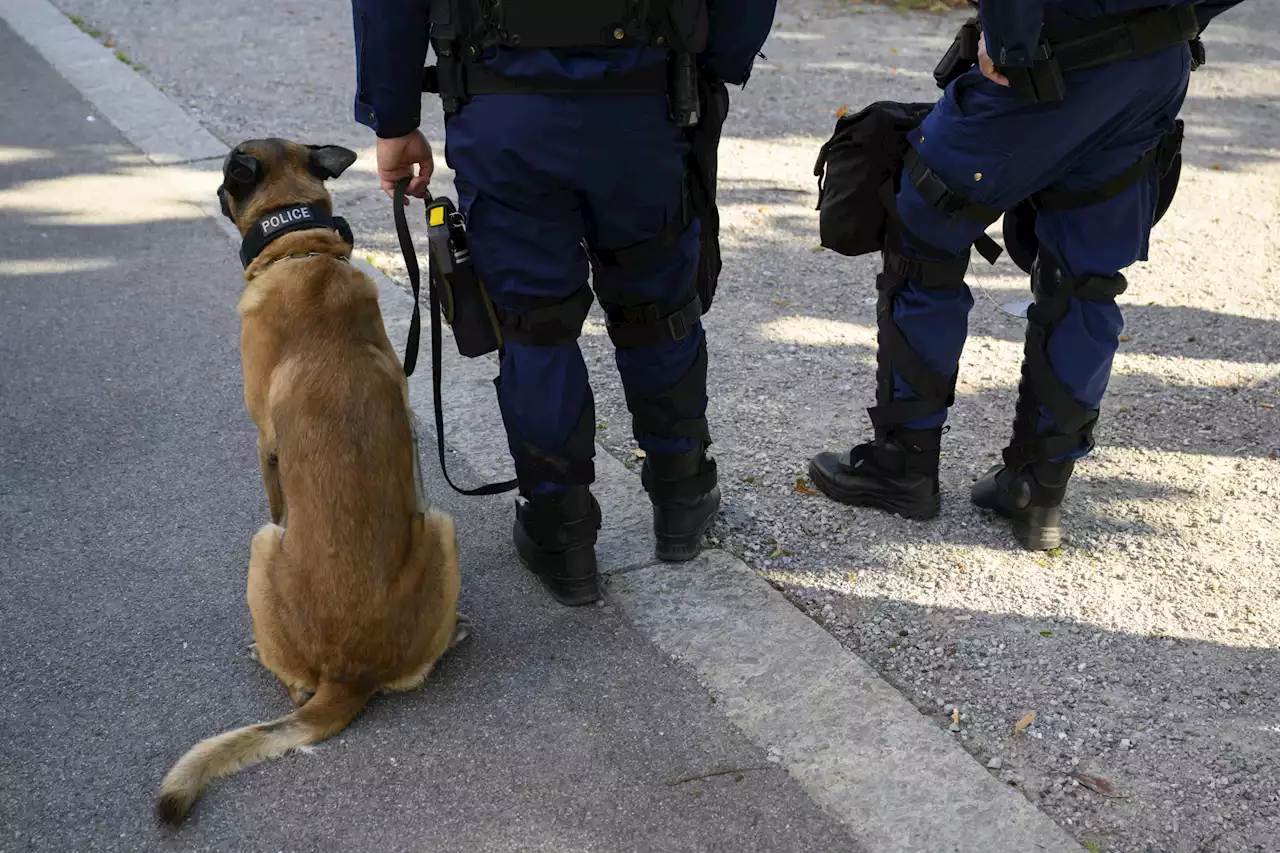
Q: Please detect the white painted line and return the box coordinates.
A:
[0,0,227,165]
[22,19,1084,845]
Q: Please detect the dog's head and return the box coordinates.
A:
[217,138,357,235]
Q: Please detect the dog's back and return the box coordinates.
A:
[249,248,454,678]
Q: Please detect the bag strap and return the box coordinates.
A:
[393,179,519,498]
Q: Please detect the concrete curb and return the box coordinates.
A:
[1,4,1085,849]
[0,0,226,165]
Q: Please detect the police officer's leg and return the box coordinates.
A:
[972,166,1161,550]
[813,52,1187,538]
[592,215,712,561]
[447,98,601,606]
[967,62,1189,549]
[808,177,992,520]
[581,95,718,562]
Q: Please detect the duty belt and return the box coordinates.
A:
[935,5,1202,102]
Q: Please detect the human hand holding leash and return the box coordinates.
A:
[377,130,434,201]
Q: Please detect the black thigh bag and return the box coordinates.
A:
[814,101,934,257]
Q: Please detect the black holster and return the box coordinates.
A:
[933,16,981,90]
[426,196,503,358]
[687,74,729,312]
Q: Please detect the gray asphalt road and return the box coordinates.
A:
[0,23,860,853]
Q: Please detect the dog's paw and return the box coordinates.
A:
[247,643,260,662]
[449,614,471,649]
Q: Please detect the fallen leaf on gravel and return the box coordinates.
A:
[1213,163,1223,170]
[632,449,646,458]
[1119,335,1131,342]
[1261,403,1275,409]
[1071,773,1130,799]
[952,708,961,725]
[847,571,858,583]
[810,246,826,253]
[1014,711,1036,735]
[768,543,783,558]
[1039,631,1053,637]
[795,477,820,496]
[889,47,899,54]
[773,299,791,306]
[835,105,850,118]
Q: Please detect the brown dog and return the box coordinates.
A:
[155,138,465,825]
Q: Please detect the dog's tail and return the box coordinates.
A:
[155,680,373,825]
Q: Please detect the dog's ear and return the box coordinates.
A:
[224,152,262,187]
[218,151,262,222]
[307,145,358,181]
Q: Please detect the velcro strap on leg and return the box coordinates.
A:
[904,148,1004,225]
[1003,263,1105,468]
[641,455,718,501]
[499,286,594,347]
[868,398,947,430]
[852,426,942,476]
[603,292,702,349]
[624,338,710,443]
[1074,273,1128,301]
[1003,428,1094,469]
[882,246,970,289]
[849,440,909,476]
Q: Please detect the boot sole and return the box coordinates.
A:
[808,459,940,521]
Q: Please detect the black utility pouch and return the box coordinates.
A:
[425,197,503,358]
[814,101,934,257]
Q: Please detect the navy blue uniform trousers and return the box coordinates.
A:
[893,46,1191,456]
[445,92,703,494]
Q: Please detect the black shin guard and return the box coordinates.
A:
[809,234,971,519]
[972,252,1127,549]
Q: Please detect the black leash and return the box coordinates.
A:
[392,178,518,497]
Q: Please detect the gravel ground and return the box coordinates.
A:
[44,1,1280,851]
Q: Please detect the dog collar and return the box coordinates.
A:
[239,203,353,268]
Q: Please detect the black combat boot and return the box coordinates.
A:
[642,446,720,562]
[971,459,1074,551]
[513,487,602,606]
[808,427,942,520]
